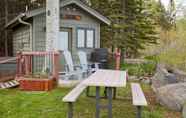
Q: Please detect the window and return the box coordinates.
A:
[58,31,69,51]
[77,28,95,48]
[77,29,85,48]
[87,30,94,48]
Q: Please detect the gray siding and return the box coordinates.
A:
[33,14,46,73]
[13,26,30,56]
[12,4,102,72]
[32,4,101,63]
[32,6,101,52]
[61,5,101,50]
[33,14,46,51]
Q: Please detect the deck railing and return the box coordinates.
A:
[16,51,60,80]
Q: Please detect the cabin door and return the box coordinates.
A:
[58,28,72,52]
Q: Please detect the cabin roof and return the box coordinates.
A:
[6,0,111,28]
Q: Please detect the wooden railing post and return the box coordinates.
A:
[16,52,20,77]
[16,51,59,82]
[53,51,59,81]
[16,52,22,78]
[115,48,121,70]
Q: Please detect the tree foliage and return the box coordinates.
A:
[0,0,45,56]
[90,0,158,57]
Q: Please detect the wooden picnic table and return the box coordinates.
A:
[82,69,127,118]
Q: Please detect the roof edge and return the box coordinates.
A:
[6,0,111,28]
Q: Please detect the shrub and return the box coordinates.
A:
[121,61,156,77]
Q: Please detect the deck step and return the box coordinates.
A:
[0,80,19,89]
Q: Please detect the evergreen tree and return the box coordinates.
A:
[91,0,158,57]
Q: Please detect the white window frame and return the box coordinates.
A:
[77,28,95,48]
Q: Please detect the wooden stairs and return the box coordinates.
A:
[0,57,19,89]
[0,80,19,89]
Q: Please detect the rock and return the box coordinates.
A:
[183,103,186,118]
[129,76,138,80]
[124,58,149,64]
[151,65,178,92]
[156,83,186,111]
[141,78,151,84]
[140,76,152,84]
[174,69,186,82]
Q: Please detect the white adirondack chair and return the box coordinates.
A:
[78,51,99,75]
[59,51,85,80]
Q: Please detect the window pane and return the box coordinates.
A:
[87,30,94,48]
[58,31,68,51]
[77,29,85,48]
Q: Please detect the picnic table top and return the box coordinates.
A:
[82,69,127,88]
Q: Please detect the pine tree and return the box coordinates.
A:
[91,0,158,57]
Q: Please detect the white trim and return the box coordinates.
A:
[6,0,111,28]
[61,0,111,25]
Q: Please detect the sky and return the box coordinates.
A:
[160,0,186,17]
[160,0,186,9]
[161,0,170,8]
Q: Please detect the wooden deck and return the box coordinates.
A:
[0,57,16,64]
[0,57,16,82]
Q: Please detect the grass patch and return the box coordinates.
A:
[0,81,181,118]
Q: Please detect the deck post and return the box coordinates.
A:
[96,86,100,118]
[137,106,142,118]
[68,102,73,118]
[86,86,90,97]
[113,87,117,99]
[108,87,113,118]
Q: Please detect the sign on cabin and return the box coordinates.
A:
[61,14,81,21]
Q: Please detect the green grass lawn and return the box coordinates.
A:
[0,82,181,118]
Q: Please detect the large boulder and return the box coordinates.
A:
[156,83,186,111]
[174,69,186,82]
[181,102,186,118]
[151,64,177,92]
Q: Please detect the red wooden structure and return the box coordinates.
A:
[15,51,60,91]
[114,48,129,81]
[115,48,121,70]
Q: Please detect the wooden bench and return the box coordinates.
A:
[62,83,87,118]
[131,83,147,118]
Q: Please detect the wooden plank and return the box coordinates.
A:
[131,83,147,106]
[0,80,19,89]
[8,81,15,86]
[0,76,14,82]
[0,84,6,89]
[83,69,126,87]
[4,82,11,88]
[22,51,59,56]
[12,80,19,85]
[0,57,16,64]
[63,83,87,102]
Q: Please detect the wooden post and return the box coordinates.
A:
[115,48,121,70]
[4,0,8,56]
[16,52,23,77]
[53,52,59,81]
[16,52,20,77]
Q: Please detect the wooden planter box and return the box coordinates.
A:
[18,78,55,91]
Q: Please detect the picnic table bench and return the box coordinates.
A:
[62,69,127,118]
[62,83,87,118]
[131,83,147,118]
[83,69,127,118]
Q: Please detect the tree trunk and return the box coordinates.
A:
[4,0,8,56]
